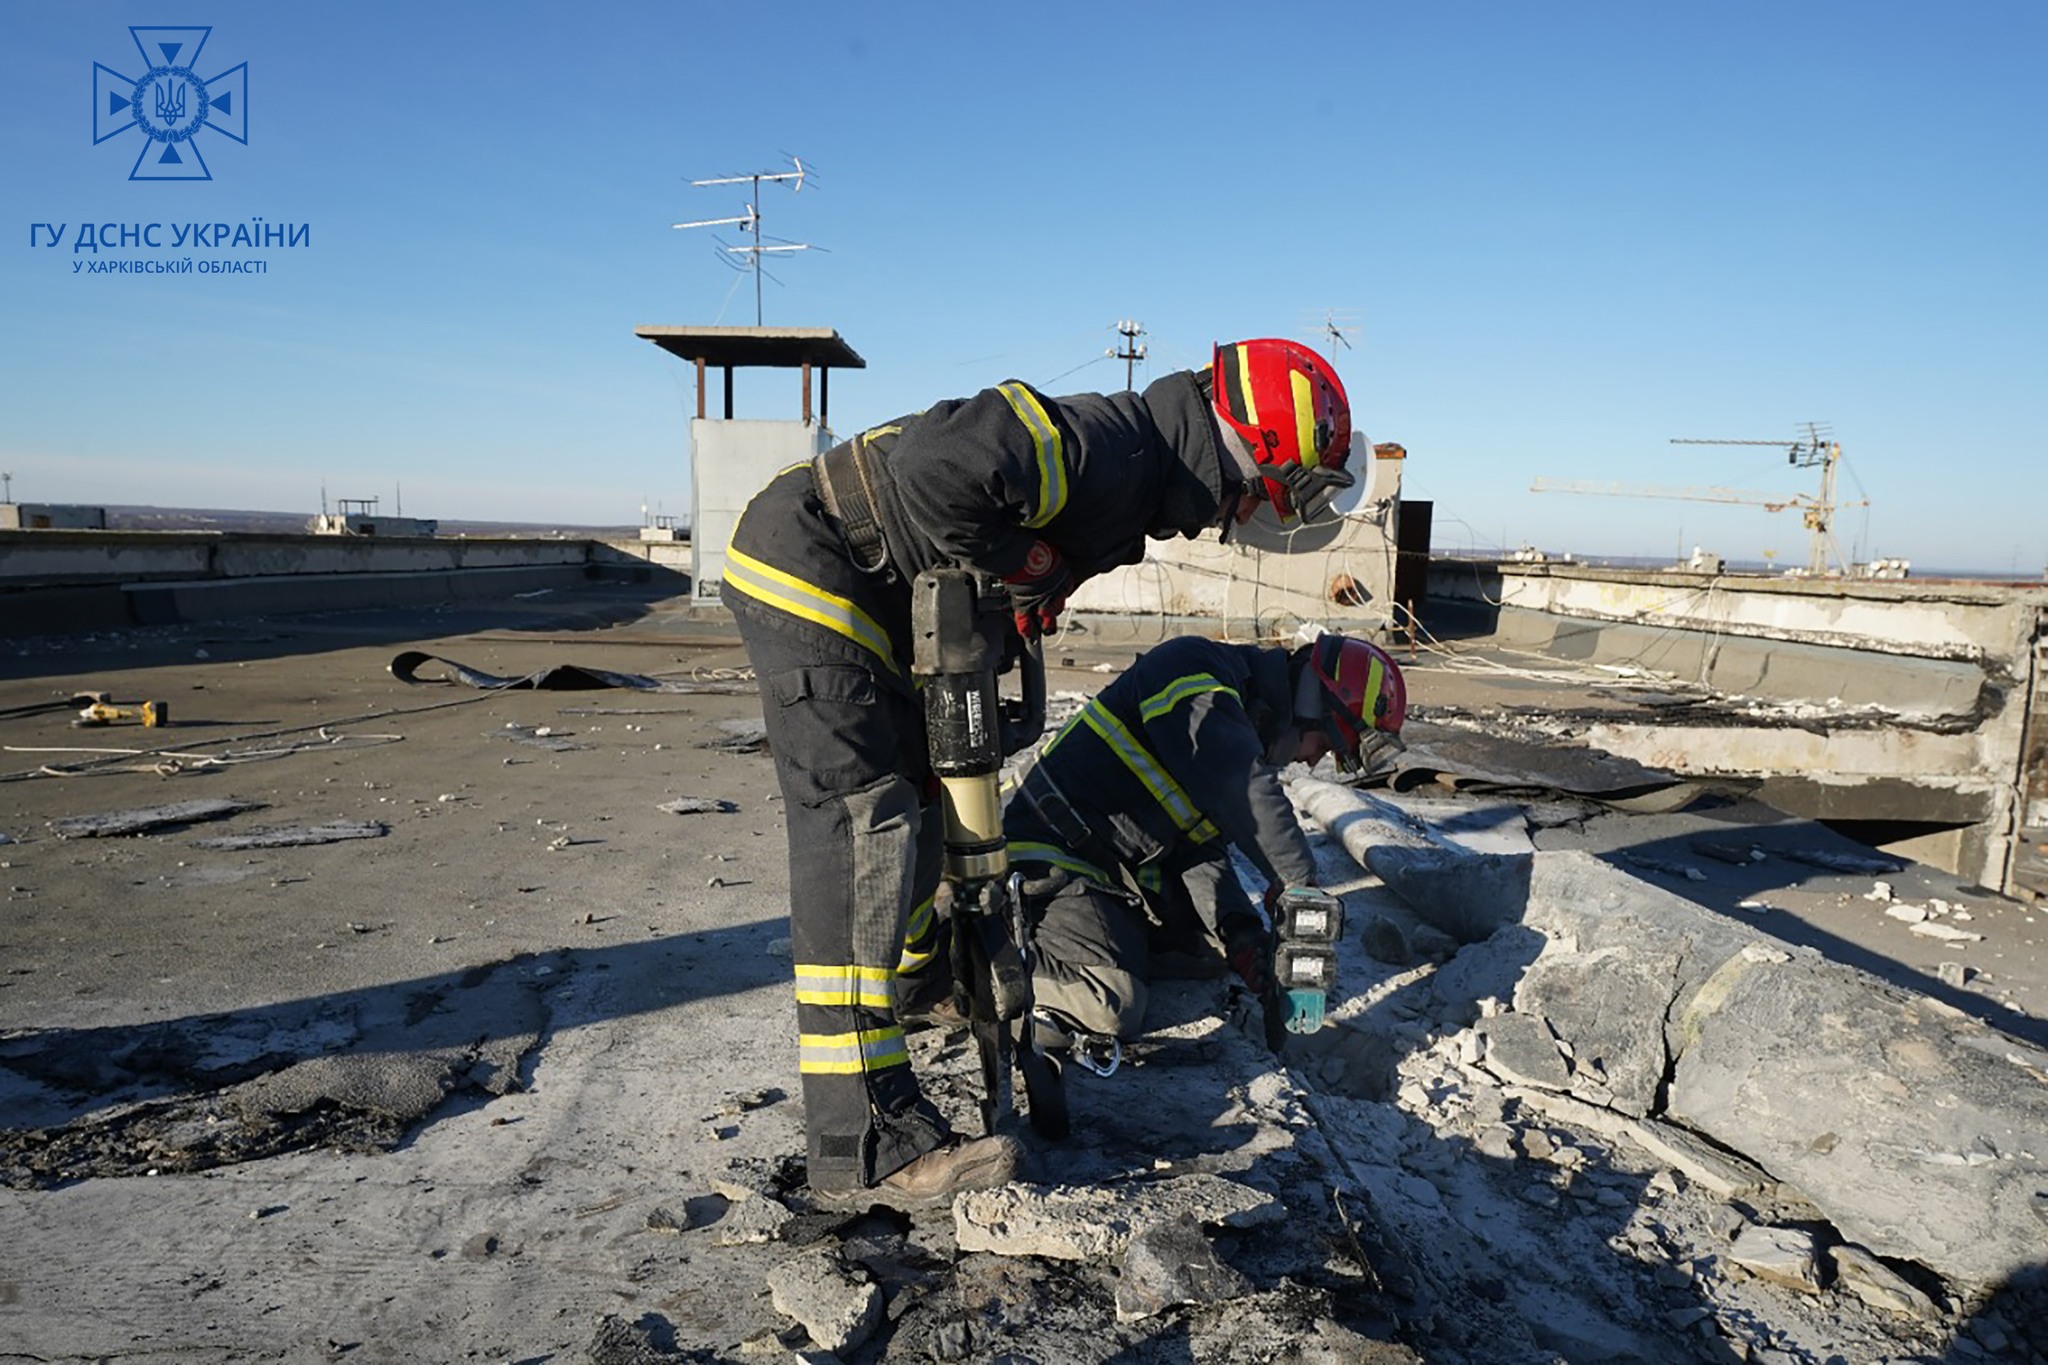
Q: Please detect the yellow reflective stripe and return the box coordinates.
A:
[1077,701,1222,844]
[902,895,935,946]
[723,544,900,675]
[1038,701,1090,760]
[1138,673,1238,724]
[1292,369,1319,470]
[998,382,1068,528]
[1363,654,1385,717]
[896,894,937,974]
[799,1027,909,1075]
[863,423,902,440]
[1008,840,1112,886]
[793,963,896,1009]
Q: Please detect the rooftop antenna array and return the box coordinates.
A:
[673,154,821,326]
[1305,309,1360,354]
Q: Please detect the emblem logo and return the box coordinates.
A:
[93,26,248,181]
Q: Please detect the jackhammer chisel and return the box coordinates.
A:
[910,567,1066,1139]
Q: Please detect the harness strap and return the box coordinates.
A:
[811,434,891,574]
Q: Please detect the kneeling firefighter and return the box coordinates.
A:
[1005,632,1408,1065]
[722,339,1357,1209]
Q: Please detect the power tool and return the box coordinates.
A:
[910,567,1064,1138]
[72,698,169,728]
[1270,887,1345,1037]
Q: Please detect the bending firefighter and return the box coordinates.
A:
[723,339,1355,1209]
[1008,633,1407,1054]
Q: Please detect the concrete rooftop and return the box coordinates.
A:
[0,582,2043,1363]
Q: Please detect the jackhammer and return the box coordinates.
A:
[910,567,1069,1140]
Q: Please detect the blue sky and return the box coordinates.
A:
[5,2,2044,572]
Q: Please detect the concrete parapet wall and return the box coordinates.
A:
[1073,508,1403,637]
[0,529,589,588]
[0,531,612,636]
[1430,559,2045,667]
[1422,559,2048,898]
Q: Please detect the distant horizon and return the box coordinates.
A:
[7,497,2038,581]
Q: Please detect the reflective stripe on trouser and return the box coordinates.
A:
[726,518,949,1190]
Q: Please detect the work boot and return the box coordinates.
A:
[810,1134,1022,1212]
[895,959,963,1029]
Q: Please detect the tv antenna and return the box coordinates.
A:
[1107,319,1148,391]
[1304,308,1360,353]
[673,154,821,326]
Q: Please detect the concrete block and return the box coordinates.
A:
[766,1245,883,1355]
[953,1174,1280,1262]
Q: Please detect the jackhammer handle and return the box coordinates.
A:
[1001,636,1047,756]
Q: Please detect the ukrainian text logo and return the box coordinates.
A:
[93,26,248,181]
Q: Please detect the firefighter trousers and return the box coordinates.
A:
[724,472,950,1191]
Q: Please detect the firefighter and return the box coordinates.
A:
[1000,632,1407,1050]
[723,339,1356,1210]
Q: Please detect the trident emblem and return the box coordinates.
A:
[153,76,187,125]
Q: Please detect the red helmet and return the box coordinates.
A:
[1212,339,1355,525]
[1307,634,1407,773]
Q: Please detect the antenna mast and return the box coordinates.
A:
[673,155,819,326]
[1305,308,1359,355]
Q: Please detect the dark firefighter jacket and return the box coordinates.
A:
[1010,636,1317,899]
[843,370,1230,586]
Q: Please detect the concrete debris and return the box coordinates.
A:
[1624,852,1708,881]
[1692,838,1765,865]
[644,1205,689,1234]
[47,798,264,838]
[493,723,587,751]
[953,1174,1281,1262]
[714,1192,796,1245]
[192,819,388,850]
[702,719,768,753]
[765,1244,883,1355]
[1827,1243,1943,1319]
[1910,920,1984,942]
[1885,903,1930,923]
[584,1313,722,1363]
[1112,1213,1252,1322]
[1938,961,1974,988]
[1360,913,1412,965]
[657,797,739,815]
[1728,1224,1823,1294]
[1780,847,1904,876]
[1474,1012,1571,1091]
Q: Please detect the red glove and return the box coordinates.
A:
[1002,540,1073,639]
[1222,917,1273,996]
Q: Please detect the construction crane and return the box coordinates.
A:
[1531,423,1860,576]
